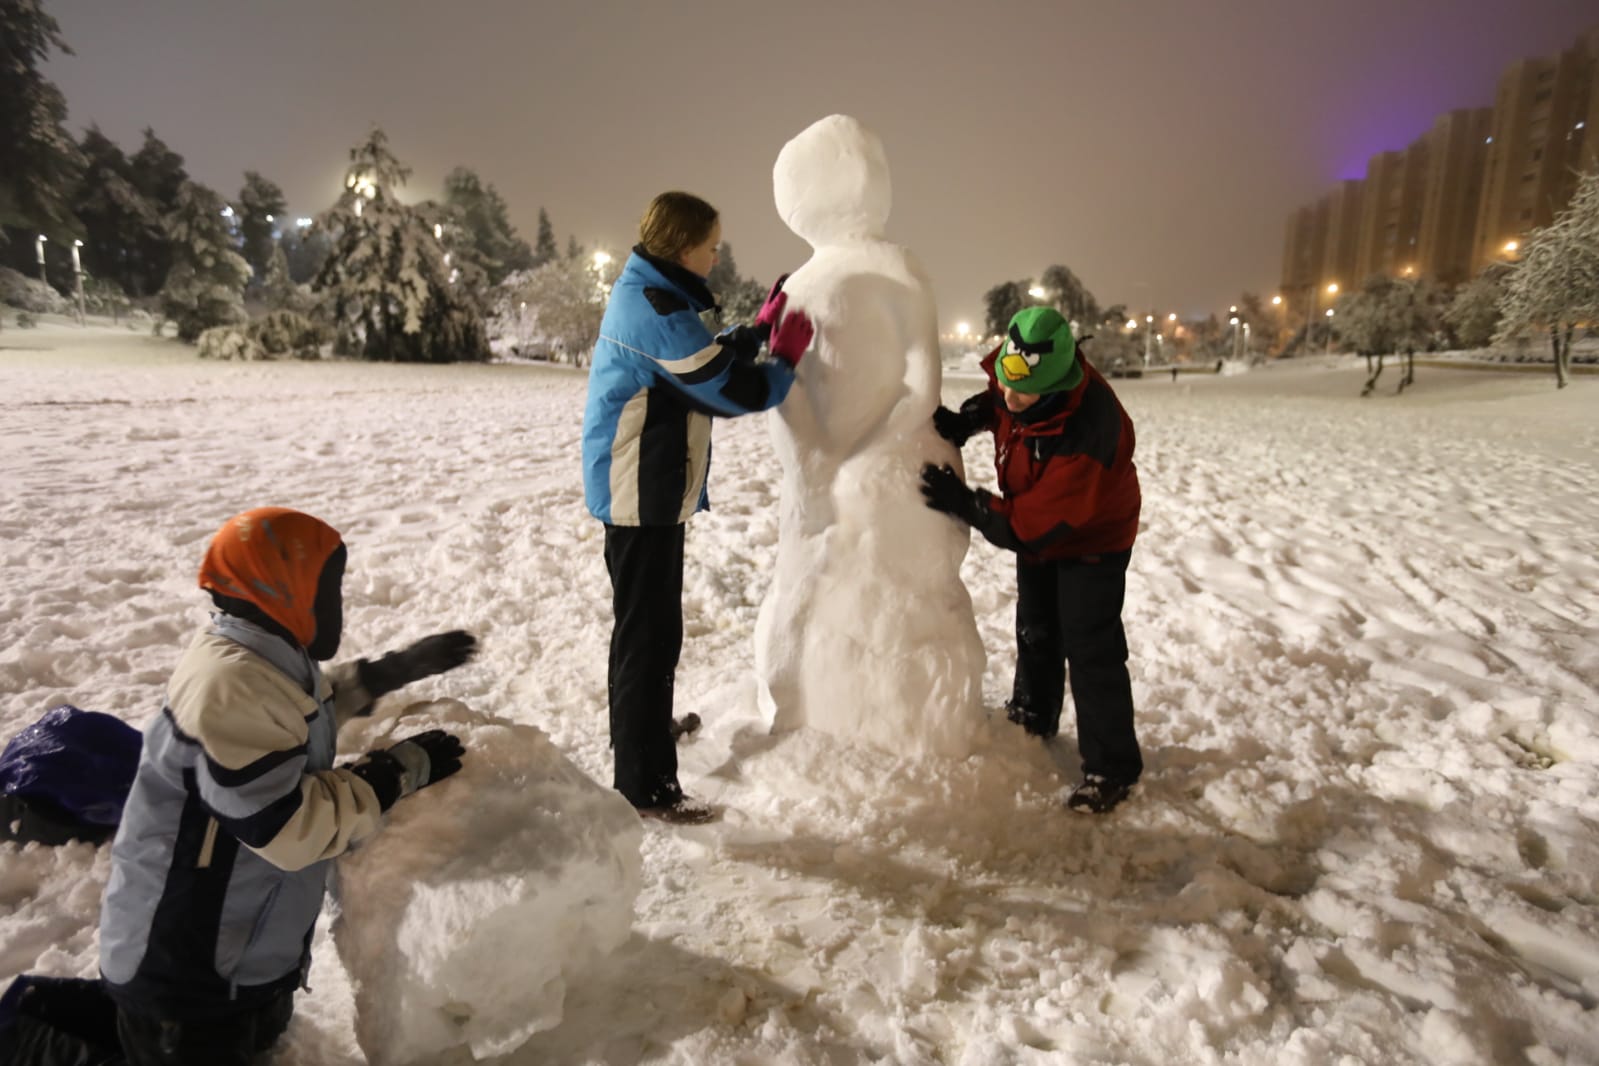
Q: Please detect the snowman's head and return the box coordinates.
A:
[774,115,891,247]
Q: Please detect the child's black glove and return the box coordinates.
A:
[359,631,478,700]
[933,392,994,446]
[352,729,466,811]
[920,463,982,525]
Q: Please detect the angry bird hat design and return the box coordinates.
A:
[996,306,1082,395]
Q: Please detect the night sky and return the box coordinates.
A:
[42,0,1599,329]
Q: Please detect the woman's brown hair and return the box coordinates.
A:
[638,191,719,262]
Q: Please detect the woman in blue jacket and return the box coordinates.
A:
[582,191,813,824]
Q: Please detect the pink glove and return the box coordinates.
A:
[769,309,814,368]
[754,274,790,334]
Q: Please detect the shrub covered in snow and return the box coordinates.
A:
[196,325,266,361]
[250,309,326,359]
[0,267,68,313]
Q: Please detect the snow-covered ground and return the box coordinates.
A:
[2,317,1597,1065]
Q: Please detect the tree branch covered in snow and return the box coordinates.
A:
[1495,169,1599,389]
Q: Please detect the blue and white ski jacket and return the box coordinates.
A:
[99,616,382,1019]
[582,247,795,526]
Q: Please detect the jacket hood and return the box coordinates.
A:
[198,508,344,649]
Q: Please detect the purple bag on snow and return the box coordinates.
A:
[0,704,141,829]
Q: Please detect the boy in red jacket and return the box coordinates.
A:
[922,307,1142,813]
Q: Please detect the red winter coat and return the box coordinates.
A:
[976,347,1141,561]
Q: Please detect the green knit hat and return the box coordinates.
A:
[996,306,1081,394]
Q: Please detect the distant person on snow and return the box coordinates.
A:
[581,190,814,825]
[98,507,477,1065]
[921,307,1144,814]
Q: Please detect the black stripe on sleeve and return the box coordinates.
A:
[717,362,772,411]
[670,345,735,387]
[215,785,305,849]
[203,744,308,788]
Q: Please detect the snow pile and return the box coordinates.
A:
[756,115,986,759]
[332,699,642,1064]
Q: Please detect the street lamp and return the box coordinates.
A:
[1324,308,1335,355]
[35,235,47,282]
[1028,286,1046,300]
[1143,313,1154,367]
[71,239,85,324]
[1304,282,1337,353]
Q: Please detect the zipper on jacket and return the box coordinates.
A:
[196,817,219,869]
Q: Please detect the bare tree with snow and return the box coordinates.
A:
[1338,274,1441,396]
[496,253,619,365]
[1444,266,1507,350]
[1495,170,1599,390]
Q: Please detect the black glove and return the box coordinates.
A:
[359,630,477,700]
[717,323,766,361]
[351,729,466,811]
[920,463,982,525]
[933,391,995,446]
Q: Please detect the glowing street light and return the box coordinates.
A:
[1503,240,1519,255]
[1028,286,1046,300]
[955,321,970,337]
[433,223,444,240]
[1167,312,1177,322]
[295,217,313,229]
[34,234,47,282]
[70,239,85,325]
[1271,295,1282,306]
[1125,318,1138,330]
[1324,308,1336,355]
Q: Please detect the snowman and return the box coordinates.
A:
[753,114,986,759]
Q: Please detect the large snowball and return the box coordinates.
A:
[332,700,641,1064]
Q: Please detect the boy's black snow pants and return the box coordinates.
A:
[603,523,686,808]
[114,989,292,1066]
[1010,549,1143,783]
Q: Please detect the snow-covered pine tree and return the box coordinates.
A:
[313,128,488,363]
[442,167,532,285]
[238,171,286,287]
[72,126,161,300]
[127,129,188,296]
[0,0,83,247]
[158,181,251,342]
[262,240,313,314]
[1496,170,1599,389]
[533,208,558,267]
